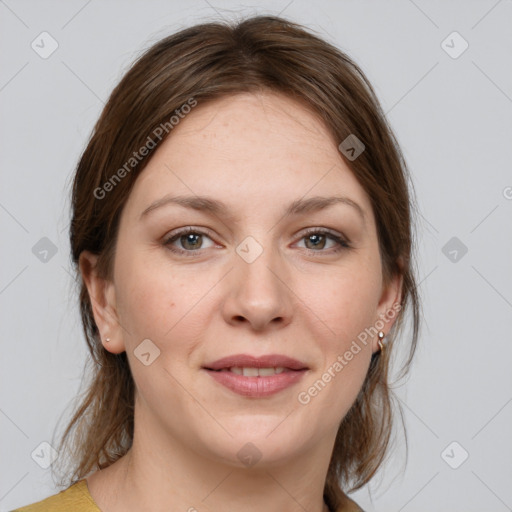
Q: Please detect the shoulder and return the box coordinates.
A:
[11,479,101,512]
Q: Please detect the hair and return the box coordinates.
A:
[55,14,421,511]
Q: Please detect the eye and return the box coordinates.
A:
[296,229,351,254]
[163,226,351,258]
[163,227,216,256]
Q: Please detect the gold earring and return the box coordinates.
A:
[377,331,385,352]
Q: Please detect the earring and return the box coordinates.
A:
[105,337,111,343]
[377,331,385,352]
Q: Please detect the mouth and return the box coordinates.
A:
[203,353,309,372]
[207,366,296,376]
[202,354,309,397]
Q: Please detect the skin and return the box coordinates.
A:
[80,91,402,512]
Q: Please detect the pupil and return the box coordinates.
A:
[307,234,325,249]
[183,233,201,249]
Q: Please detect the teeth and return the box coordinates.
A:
[227,367,286,376]
[258,367,277,376]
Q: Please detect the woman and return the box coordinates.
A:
[14,14,419,512]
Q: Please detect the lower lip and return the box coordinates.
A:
[203,369,307,397]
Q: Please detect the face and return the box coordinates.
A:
[82,91,401,468]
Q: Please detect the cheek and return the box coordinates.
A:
[295,270,376,419]
[296,259,381,343]
[113,257,206,403]
[114,250,218,357]
[292,256,380,408]
[112,247,168,351]
[116,269,177,340]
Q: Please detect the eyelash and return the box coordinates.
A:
[163,226,351,257]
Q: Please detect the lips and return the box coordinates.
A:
[203,354,309,371]
[202,354,309,397]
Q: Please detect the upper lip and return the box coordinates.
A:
[203,354,309,371]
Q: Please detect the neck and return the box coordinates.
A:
[88,396,335,512]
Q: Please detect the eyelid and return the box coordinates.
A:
[164,226,214,239]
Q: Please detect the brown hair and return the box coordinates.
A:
[55,14,420,510]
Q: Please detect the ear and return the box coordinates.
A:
[79,250,126,354]
[373,269,403,354]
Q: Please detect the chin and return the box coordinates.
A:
[198,417,315,468]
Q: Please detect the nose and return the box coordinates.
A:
[221,240,294,332]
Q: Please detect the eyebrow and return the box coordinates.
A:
[139,194,366,223]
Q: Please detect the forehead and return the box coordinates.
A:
[170,91,339,157]
[122,91,373,223]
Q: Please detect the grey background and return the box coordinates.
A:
[1,1,511,511]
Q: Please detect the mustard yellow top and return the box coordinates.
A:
[12,478,363,511]
[12,480,100,512]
